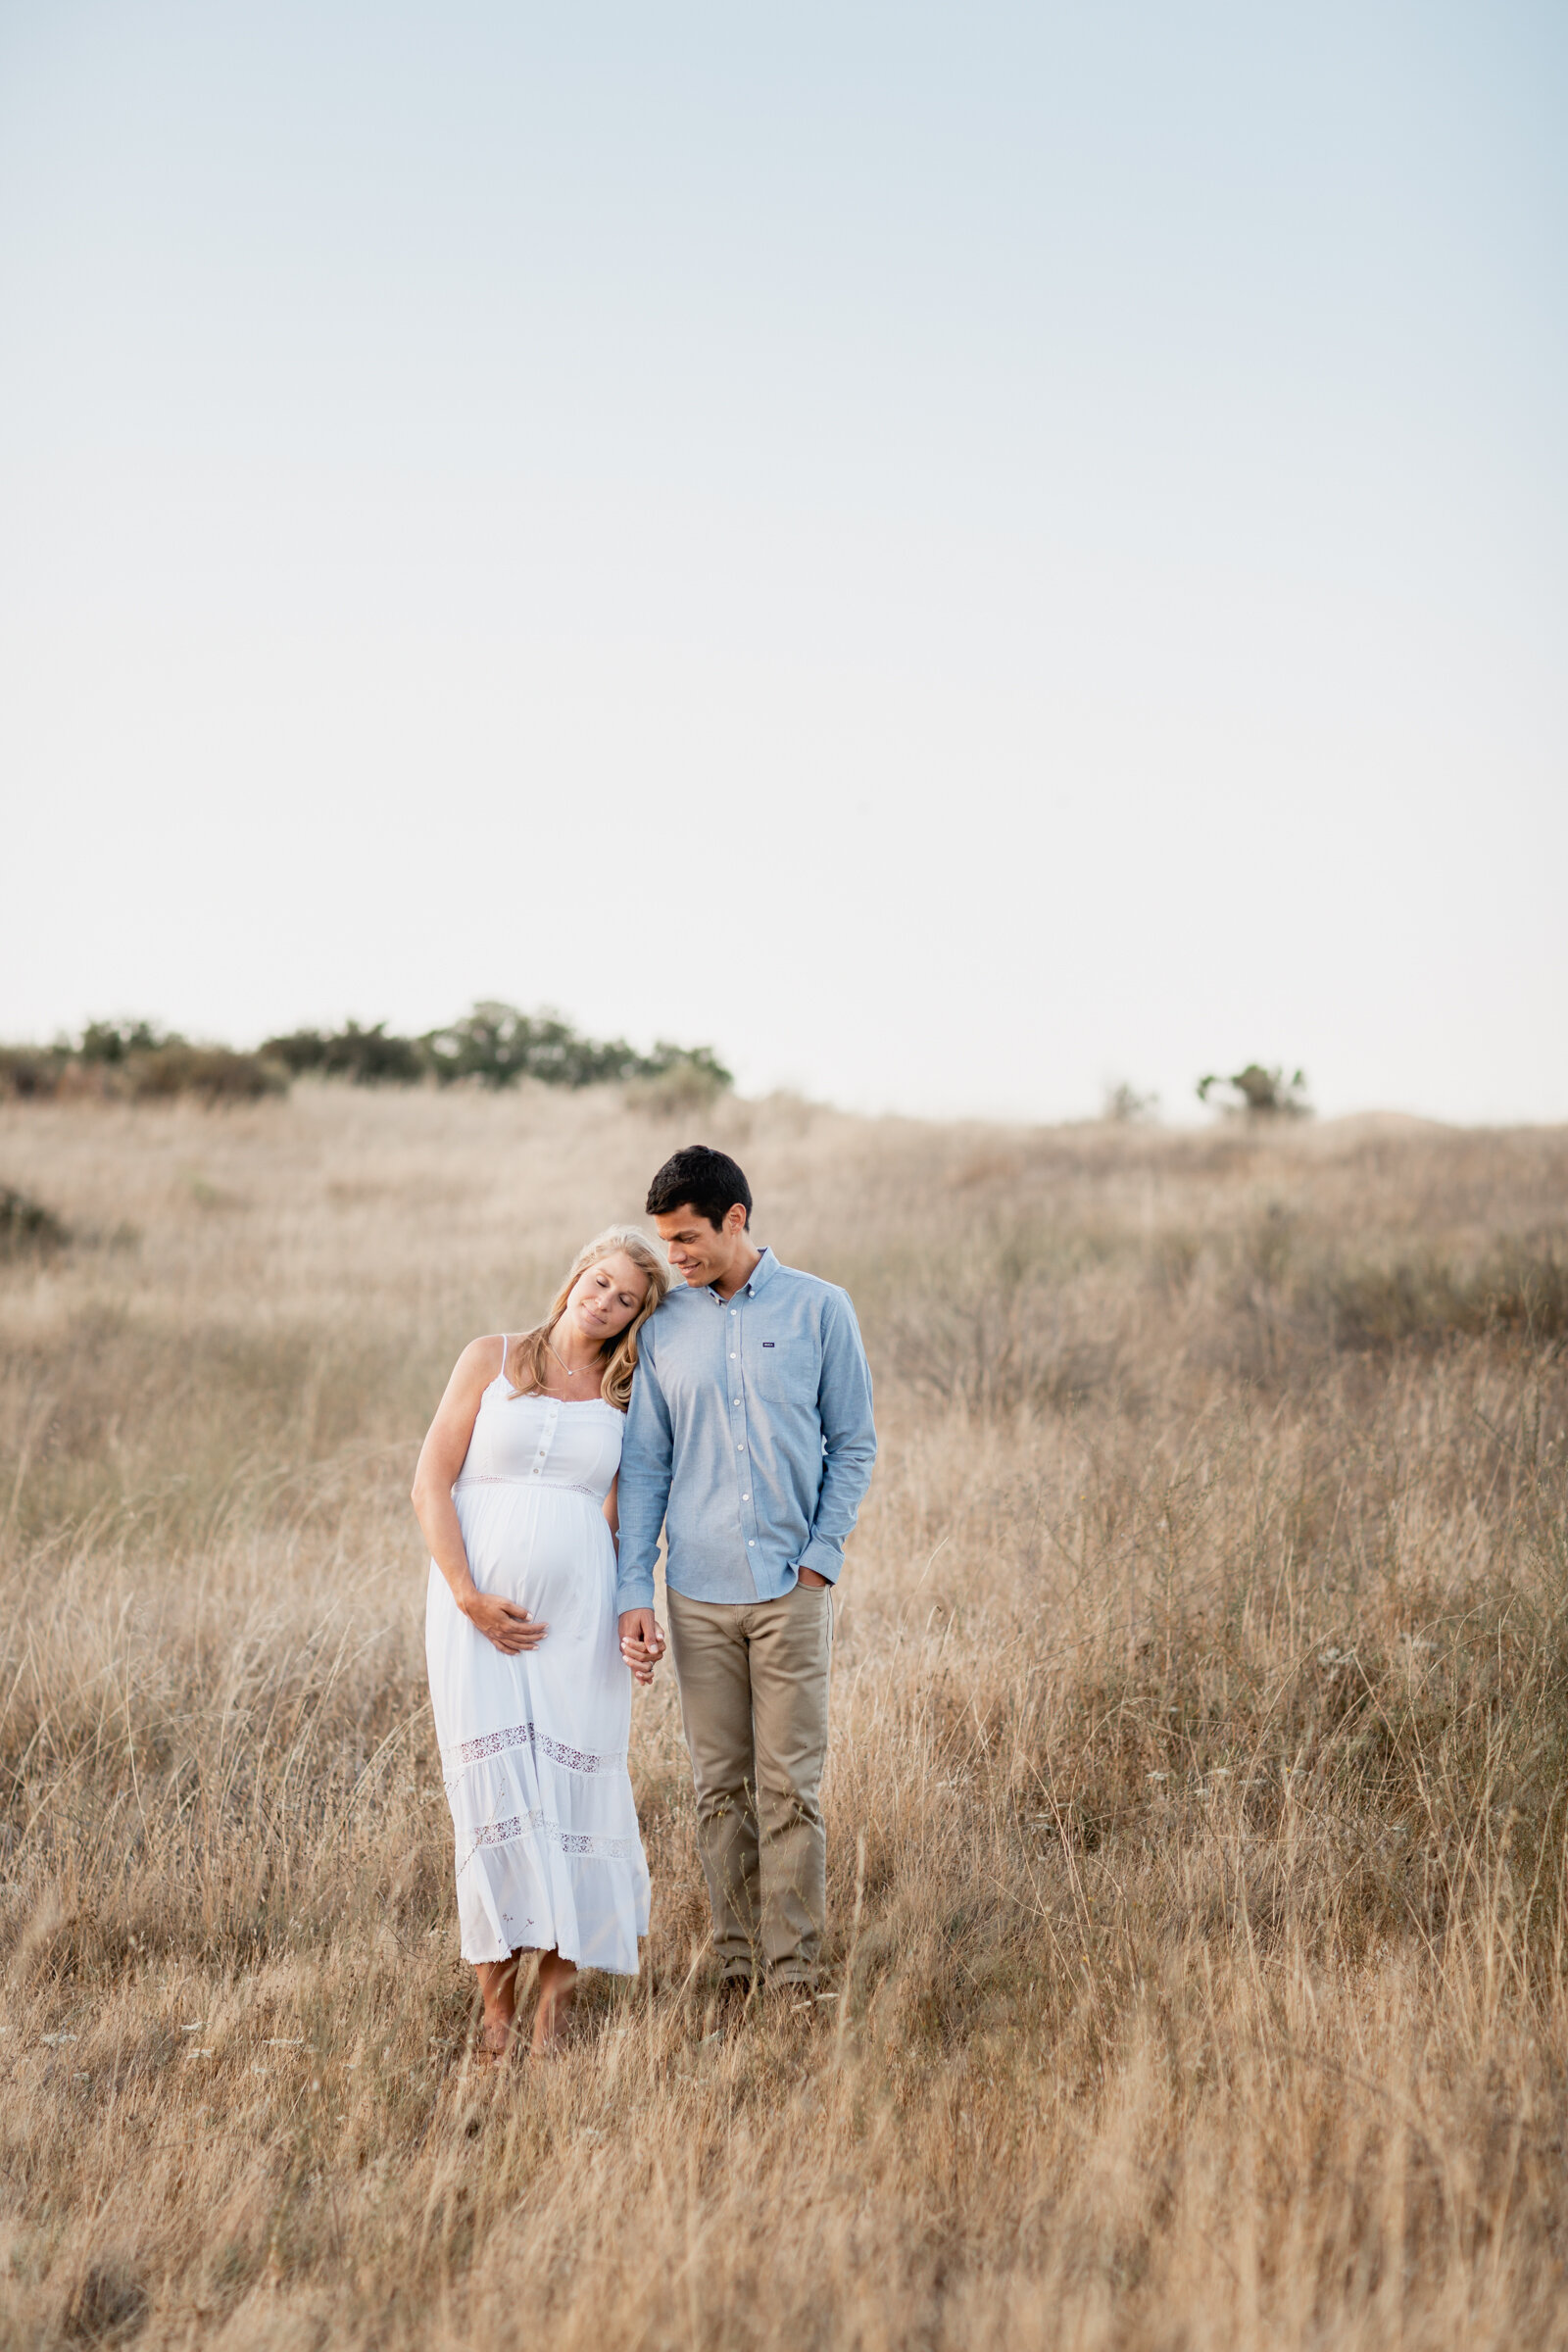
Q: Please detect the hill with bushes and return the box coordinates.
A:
[0,1004,731,1108]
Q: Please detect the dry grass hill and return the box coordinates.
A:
[2,1082,1567,2349]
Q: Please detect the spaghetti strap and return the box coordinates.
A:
[497,1333,510,1387]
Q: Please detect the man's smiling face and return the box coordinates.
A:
[653,1200,750,1290]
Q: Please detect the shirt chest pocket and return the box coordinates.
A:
[745,1331,818,1404]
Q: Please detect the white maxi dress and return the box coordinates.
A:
[425,1349,650,1972]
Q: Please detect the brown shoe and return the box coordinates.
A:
[706,1977,755,2028]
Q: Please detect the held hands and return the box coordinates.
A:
[465,1592,548,1654]
[618,1608,666,1688]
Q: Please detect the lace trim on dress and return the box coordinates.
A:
[453,1475,605,1495]
[444,1719,626,1775]
[460,1810,643,1866]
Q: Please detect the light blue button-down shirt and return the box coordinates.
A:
[615,1247,876,1611]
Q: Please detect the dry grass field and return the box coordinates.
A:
[2,1082,1567,2350]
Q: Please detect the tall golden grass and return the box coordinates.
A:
[2,1083,1566,2349]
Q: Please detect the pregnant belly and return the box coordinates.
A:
[457,1482,610,1640]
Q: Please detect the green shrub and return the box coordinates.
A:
[121,1045,287,1102]
[261,1022,425,1084]
[2,1024,286,1104]
[421,1004,732,1094]
[421,1003,605,1088]
[78,1018,169,1064]
[0,1047,70,1101]
[1198,1063,1311,1117]
[0,1184,70,1257]
[1103,1081,1159,1124]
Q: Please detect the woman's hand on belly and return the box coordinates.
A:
[464,1592,548,1654]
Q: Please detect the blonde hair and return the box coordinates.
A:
[507,1225,671,1414]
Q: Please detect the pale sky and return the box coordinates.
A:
[2,2,1563,1124]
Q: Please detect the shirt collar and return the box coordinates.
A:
[743,1245,779,1296]
[710,1244,778,1301]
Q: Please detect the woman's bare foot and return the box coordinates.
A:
[530,1950,578,2056]
[475,1954,520,2062]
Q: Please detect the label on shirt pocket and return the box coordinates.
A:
[748,1332,816,1398]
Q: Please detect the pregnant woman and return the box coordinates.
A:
[412,1226,671,2058]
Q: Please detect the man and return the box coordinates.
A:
[616,1144,877,1991]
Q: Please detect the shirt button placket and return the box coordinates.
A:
[729,1300,753,1568]
[533,1398,558,1479]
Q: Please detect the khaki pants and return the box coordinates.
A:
[666,1581,833,1984]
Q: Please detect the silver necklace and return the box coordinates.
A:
[546,1334,596,1383]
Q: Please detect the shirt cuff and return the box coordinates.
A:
[796,1536,843,1583]
[615,1564,658,1614]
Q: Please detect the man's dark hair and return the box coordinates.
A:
[645,1145,753,1233]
